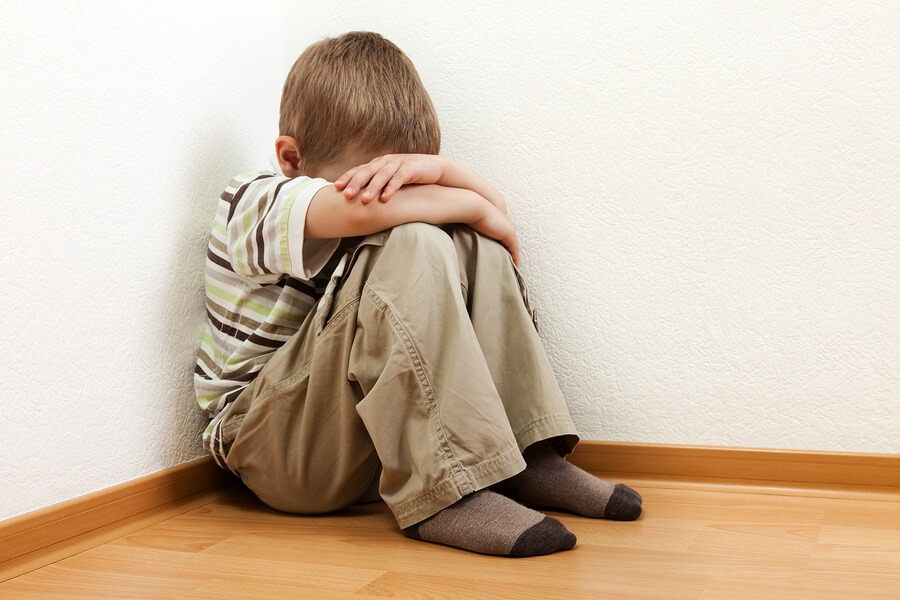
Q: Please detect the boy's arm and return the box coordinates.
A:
[334,155,507,214]
[306,183,519,264]
[436,158,507,214]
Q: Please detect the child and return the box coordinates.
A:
[195,31,641,557]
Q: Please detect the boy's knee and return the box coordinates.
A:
[243,470,372,516]
[385,222,456,259]
[444,223,511,267]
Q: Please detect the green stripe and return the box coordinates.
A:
[205,281,304,322]
[201,331,250,367]
[205,282,271,318]
[200,329,230,360]
[234,178,282,275]
[197,392,225,405]
[280,178,317,274]
[227,354,265,367]
[201,331,271,371]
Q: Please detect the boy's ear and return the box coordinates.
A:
[275,136,303,177]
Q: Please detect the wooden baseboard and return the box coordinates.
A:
[0,457,241,583]
[566,441,900,495]
[3,442,897,583]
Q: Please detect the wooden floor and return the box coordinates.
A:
[1,477,898,599]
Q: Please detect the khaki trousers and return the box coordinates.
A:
[222,223,579,528]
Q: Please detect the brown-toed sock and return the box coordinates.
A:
[401,489,576,557]
[492,440,643,520]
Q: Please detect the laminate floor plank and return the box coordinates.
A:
[1,479,897,599]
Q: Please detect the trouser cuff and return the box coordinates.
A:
[391,444,527,528]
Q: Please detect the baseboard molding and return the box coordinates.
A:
[0,457,240,583]
[2,442,897,583]
[566,441,900,496]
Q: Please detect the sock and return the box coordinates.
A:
[401,489,576,557]
[492,440,643,520]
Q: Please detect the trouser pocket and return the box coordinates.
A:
[510,258,539,332]
[315,233,386,333]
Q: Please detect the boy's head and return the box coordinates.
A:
[276,31,440,179]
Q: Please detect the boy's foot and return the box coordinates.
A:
[492,440,643,520]
[401,489,576,557]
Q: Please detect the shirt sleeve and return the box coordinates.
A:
[224,173,337,283]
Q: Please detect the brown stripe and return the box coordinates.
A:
[278,288,317,313]
[252,328,296,346]
[232,176,276,278]
[253,282,285,304]
[243,190,261,276]
[254,179,290,275]
[205,263,245,289]
[209,228,228,255]
[196,359,257,384]
[258,321,301,339]
[206,298,298,347]
[222,388,244,407]
[283,276,317,297]
[208,310,249,342]
[207,247,234,273]
[204,281,305,328]
[218,358,265,381]
[195,350,219,377]
[206,297,260,332]
[227,174,274,223]
[205,291,301,337]
[246,332,284,349]
[197,346,262,382]
[224,370,258,383]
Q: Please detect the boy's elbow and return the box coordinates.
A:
[344,202,378,233]
[307,189,368,238]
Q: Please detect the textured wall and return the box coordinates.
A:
[285,1,899,453]
[0,1,281,520]
[2,0,897,523]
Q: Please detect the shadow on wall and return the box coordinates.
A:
[146,123,249,466]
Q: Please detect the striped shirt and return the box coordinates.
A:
[194,171,344,468]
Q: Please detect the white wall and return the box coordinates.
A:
[284,1,899,452]
[2,0,897,522]
[0,1,281,520]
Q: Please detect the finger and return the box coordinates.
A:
[334,165,362,190]
[362,163,402,203]
[378,170,408,202]
[344,158,386,199]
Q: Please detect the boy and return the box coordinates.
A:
[195,31,641,558]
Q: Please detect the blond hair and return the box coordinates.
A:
[279,32,441,171]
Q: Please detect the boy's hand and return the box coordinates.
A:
[469,204,521,266]
[334,154,446,204]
